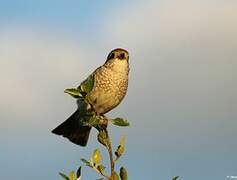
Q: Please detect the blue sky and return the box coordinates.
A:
[0,0,129,41]
[0,0,237,179]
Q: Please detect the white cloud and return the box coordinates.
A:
[102,0,237,144]
[0,26,99,128]
[105,0,237,51]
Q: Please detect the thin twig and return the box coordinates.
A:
[91,166,110,179]
[105,129,115,179]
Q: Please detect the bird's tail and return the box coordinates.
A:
[52,110,91,146]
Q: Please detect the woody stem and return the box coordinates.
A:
[105,130,115,179]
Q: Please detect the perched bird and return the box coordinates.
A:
[52,48,129,146]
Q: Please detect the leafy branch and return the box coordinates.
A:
[57,79,179,180]
[59,115,129,180]
[81,116,128,180]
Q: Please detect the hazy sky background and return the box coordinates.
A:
[0,1,236,179]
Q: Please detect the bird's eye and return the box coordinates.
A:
[107,52,115,60]
[119,53,125,59]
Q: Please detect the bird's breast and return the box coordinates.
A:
[88,65,129,114]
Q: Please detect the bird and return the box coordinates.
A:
[52,48,129,146]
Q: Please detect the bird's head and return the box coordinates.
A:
[104,48,129,73]
[105,48,129,63]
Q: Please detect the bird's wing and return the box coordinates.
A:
[78,73,95,94]
[65,67,100,98]
[78,65,106,93]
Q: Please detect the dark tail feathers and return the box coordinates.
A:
[52,110,91,146]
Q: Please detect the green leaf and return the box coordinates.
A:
[88,115,108,130]
[172,176,179,180]
[64,88,83,98]
[111,171,119,180]
[120,167,128,180]
[69,171,75,180]
[115,136,125,159]
[88,115,100,127]
[111,118,130,127]
[59,172,70,180]
[80,158,92,167]
[76,166,82,179]
[80,74,94,93]
[97,165,105,175]
[92,149,102,165]
[97,130,109,146]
